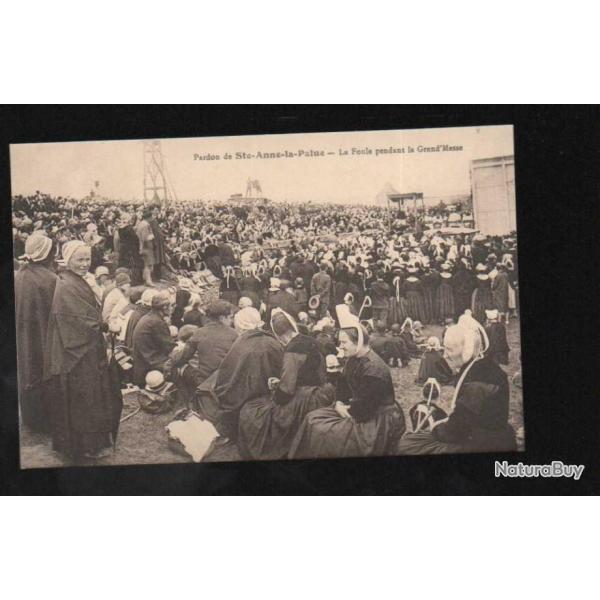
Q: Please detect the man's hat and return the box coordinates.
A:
[485,309,499,321]
[145,370,172,394]
[115,273,131,287]
[151,290,172,310]
[139,288,158,307]
[326,354,342,373]
[95,265,110,278]
[308,295,320,309]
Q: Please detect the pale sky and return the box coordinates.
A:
[10,125,514,204]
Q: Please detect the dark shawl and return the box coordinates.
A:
[416,350,454,385]
[212,329,283,412]
[15,263,58,431]
[124,304,150,349]
[44,270,122,453]
[338,349,396,422]
[433,356,515,452]
[44,270,105,377]
[196,328,283,438]
[15,263,58,391]
[273,333,327,404]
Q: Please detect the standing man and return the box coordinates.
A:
[310,262,332,319]
[135,208,156,286]
[148,206,168,282]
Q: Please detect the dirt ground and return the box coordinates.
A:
[19,318,524,469]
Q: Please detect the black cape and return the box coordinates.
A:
[15,262,58,432]
[44,270,122,458]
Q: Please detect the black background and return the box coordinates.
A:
[0,105,597,495]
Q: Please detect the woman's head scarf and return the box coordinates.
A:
[61,240,86,267]
[335,303,366,352]
[234,307,264,332]
[19,231,53,262]
[270,307,298,344]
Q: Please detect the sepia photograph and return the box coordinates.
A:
[11,124,524,468]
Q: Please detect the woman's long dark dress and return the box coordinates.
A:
[421,271,439,324]
[388,275,408,326]
[435,273,455,322]
[15,262,58,433]
[44,270,122,459]
[404,277,427,323]
[289,349,406,459]
[452,267,475,319]
[416,350,454,385]
[115,224,142,285]
[471,276,494,324]
[237,334,334,460]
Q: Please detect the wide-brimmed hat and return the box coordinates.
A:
[308,294,320,309]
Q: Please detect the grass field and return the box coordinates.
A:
[19,318,524,469]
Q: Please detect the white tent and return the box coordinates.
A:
[374,182,400,207]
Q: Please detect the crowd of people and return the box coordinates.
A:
[13,191,520,463]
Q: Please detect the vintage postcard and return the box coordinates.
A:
[11,124,523,468]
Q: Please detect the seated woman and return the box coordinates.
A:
[415,336,454,385]
[399,312,516,454]
[195,307,283,441]
[395,318,422,358]
[237,309,335,460]
[289,305,406,459]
